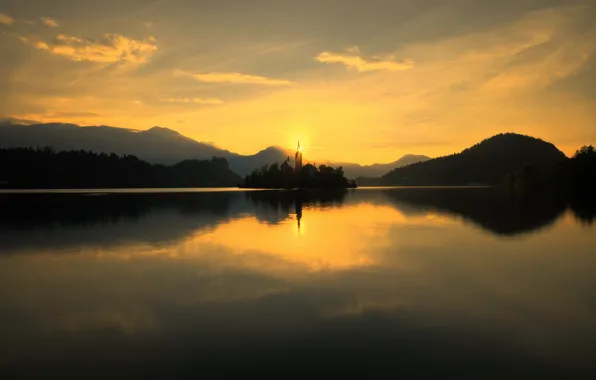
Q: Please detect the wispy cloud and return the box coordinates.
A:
[0,12,14,25]
[160,97,223,105]
[176,70,293,86]
[44,111,100,118]
[6,111,100,123]
[41,17,59,27]
[19,33,157,64]
[316,47,414,72]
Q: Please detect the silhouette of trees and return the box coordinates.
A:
[573,145,596,159]
[0,147,241,188]
[567,145,596,191]
[242,158,356,188]
[504,144,596,194]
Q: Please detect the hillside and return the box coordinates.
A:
[0,122,292,177]
[0,148,241,188]
[381,133,568,186]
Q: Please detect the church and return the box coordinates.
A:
[294,141,303,172]
[294,141,316,178]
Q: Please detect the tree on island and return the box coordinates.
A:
[241,157,356,188]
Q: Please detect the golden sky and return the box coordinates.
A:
[1,0,595,164]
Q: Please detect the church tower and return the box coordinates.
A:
[294,141,303,172]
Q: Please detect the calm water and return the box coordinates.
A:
[1,188,595,378]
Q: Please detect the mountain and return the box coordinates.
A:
[330,154,431,178]
[0,122,292,176]
[229,146,294,177]
[380,133,568,186]
[0,122,425,178]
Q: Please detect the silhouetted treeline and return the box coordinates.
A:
[380,133,567,186]
[0,147,241,188]
[242,157,357,188]
[505,145,596,194]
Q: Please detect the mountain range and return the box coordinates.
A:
[0,122,430,178]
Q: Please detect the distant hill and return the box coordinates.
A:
[328,154,430,178]
[380,133,568,186]
[0,122,427,178]
[0,122,293,177]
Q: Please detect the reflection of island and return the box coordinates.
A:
[245,187,576,237]
[240,142,357,189]
[245,189,346,231]
[0,190,347,253]
[295,197,302,231]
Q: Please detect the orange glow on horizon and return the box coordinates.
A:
[1,2,595,164]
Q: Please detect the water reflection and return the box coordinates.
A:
[1,188,590,253]
[378,187,568,235]
[1,188,596,378]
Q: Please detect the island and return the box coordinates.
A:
[240,142,357,189]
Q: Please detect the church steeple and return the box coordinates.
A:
[294,140,303,172]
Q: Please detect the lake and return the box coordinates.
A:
[1,187,595,378]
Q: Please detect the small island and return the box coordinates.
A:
[240,142,357,189]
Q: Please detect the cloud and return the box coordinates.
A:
[316,48,414,72]
[44,111,100,118]
[5,111,100,123]
[160,97,223,105]
[41,17,59,27]
[0,12,13,25]
[19,33,157,64]
[482,38,596,91]
[176,70,293,86]
[0,116,39,125]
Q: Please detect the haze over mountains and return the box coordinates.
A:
[0,122,430,178]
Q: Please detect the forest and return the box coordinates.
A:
[241,157,357,188]
[505,145,596,194]
[379,133,568,186]
[0,147,241,188]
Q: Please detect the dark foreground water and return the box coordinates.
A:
[1,187,595,379]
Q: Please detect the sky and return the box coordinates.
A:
[0,0,595,164]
